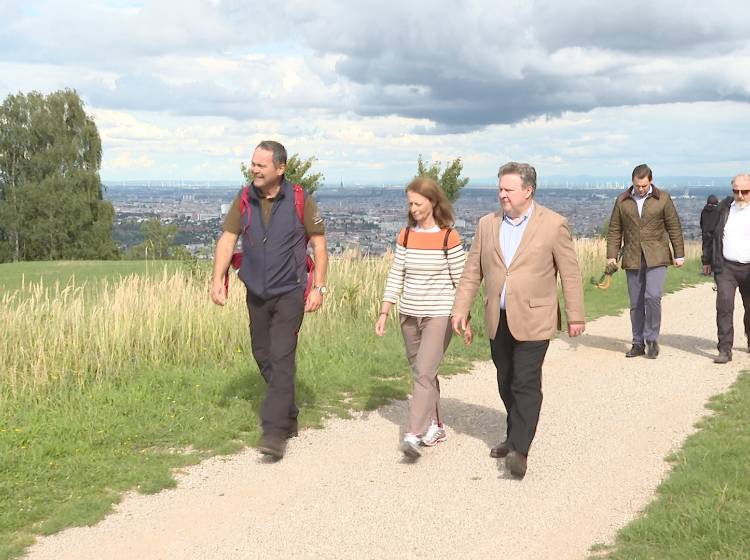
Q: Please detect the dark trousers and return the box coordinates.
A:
[489,311,550,456]
[715,260,750,353]
[245,288,305,438]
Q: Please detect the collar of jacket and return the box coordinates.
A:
[247,176,291,202]
[618,184,662,203]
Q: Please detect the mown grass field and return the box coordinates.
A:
[1,243,732,560]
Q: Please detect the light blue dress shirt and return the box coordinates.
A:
[500,203,534,309]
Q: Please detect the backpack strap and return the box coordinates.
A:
[443,227,456,288]
[402,226,410,248]
[293,183,308,241]
[239,186,251,233]
[225,186,251,292]
[293,183,315,298]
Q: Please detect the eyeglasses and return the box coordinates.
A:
[733,189,750,196]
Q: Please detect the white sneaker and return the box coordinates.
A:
[421,423,447,447]
[400,433,422,458]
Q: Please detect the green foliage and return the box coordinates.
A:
[241,153,324,194]
[417,154,470,202]
[596,218,610,238]
[125,218,180,260]
[0,89,117,263]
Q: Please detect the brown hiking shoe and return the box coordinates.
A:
[505,451,528,479]
[490,440,510,458]
[713,351,732,364]
[258,434,287,460]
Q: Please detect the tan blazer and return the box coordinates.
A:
[452,203,585,341]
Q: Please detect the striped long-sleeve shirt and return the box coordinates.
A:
[383,227,466,317]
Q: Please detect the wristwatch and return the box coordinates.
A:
[314,285,329,295]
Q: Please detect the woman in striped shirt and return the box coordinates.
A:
[375,177,471,458]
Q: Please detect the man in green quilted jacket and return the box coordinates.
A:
[606,164,685,359]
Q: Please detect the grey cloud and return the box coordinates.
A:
[4,0,750,130]
[282,0,750,130]
[0,0,246,68]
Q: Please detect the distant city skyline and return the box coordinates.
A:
[102,175,736,190]
[3,1,749,182]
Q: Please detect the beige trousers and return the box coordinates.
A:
[399,315,453,435]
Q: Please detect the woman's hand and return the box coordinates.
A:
[375,314,388,336]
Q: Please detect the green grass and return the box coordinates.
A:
[579,261,712,321]
[591,372,750,560]
[0,258,725,559]
[0,260,180,295]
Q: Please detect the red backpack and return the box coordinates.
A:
[223,183,315,297]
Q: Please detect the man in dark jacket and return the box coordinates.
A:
[702,174,750,364]
[700,194,720,274]
[606,164,685,359]
[210,140,329,459]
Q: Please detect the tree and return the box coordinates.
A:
[125,218,179,260]
[241,153,324,194]
[417,155,470,203]
[596,218,610,238]
[0,89,118,262]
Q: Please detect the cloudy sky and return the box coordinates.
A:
[2,0,749,183]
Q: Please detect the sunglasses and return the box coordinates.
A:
[733,189,750,195]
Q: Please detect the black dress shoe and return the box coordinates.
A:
[490,441,510,458]
[505,451,527,479]
[625,344,646,358]
[645,340,659,359]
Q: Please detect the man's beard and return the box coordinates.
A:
[736,199,749,209]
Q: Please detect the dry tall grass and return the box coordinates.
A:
[0,239,701,396]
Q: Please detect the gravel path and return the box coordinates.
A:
[25,283,747,560]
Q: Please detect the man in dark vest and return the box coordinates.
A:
[211,140,328,459]
[606,164,685,360]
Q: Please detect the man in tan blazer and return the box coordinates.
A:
[452,162,585,479]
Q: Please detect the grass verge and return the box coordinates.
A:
[591,372,750,560]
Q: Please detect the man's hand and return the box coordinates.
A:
[702,264,712,275]
[305,289,323,312]
[462,322,474,345]
[607,258,617,267]
[452,315,468,336]
[211,281,227,306]
[568,323,585,337]
[674,257,685,268]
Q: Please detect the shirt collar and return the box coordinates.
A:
[631,185,652,200]
[503,201,534,225]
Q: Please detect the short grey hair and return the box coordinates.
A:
[731,173,750,187]
[256,140,287,168]
[498,161,537,194]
